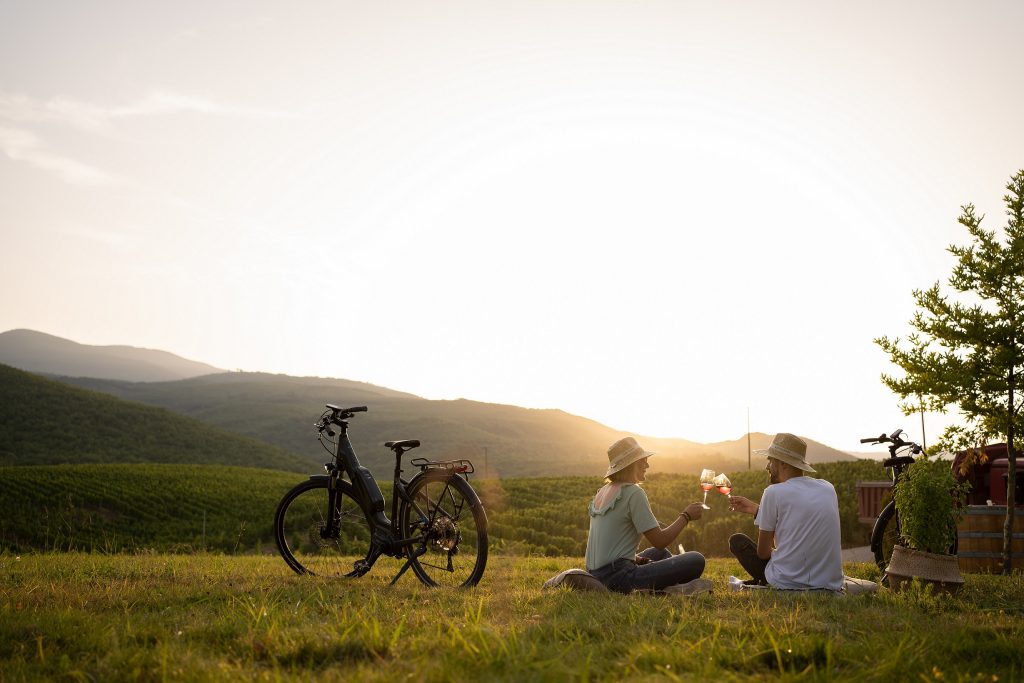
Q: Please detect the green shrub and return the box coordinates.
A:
[893,457,969,554]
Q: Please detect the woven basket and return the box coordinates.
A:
[885,545,964,594]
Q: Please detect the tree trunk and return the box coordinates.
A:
[1005,367,1016,575]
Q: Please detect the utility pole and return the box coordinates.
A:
[747,408,752,471]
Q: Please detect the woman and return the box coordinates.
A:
[585,436,708,593]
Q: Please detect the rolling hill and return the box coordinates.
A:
[3,329,858,477]
[54,372,855,476]
[0,328,223,381]
[0,363,310,472]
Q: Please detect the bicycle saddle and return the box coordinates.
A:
[385,439,421,450]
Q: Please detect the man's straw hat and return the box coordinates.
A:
[605,437,655,478]
[754,433,816,473]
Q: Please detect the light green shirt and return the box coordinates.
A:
[584,483,660,571]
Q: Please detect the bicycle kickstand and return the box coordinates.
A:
[389,544,427,586]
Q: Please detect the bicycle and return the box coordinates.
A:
[860,428,922,572]
[274,404,488,587]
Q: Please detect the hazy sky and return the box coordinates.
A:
[2,1,1022,453]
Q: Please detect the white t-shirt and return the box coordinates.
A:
[755,476,844,591]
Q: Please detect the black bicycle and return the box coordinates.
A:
[860,428,922,571]
[274,404,488,587]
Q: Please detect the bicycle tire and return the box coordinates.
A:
[274,478,373,577]
[398,471,488,587]
[870,500,900,573]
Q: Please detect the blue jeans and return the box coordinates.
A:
[590,548,706,594]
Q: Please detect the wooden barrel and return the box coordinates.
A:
[957,505,1024,573]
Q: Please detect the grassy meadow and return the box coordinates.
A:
[1,552,1021,682]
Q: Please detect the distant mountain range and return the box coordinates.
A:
[0,329,858,476]
[0,329,223,381]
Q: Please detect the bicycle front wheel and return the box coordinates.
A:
[871,500,900,573]
[399,472,488,587]
[274,478,372,577]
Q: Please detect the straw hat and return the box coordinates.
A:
[754,433,816,473]
[605,437,655,478]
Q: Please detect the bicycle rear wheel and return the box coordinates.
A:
[399,472,488,587]
[871,500,900,573]
[275,478,372,577]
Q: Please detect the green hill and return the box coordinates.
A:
[53,372,853,478]
[0,460,884,556]
[0,364,310,471]
[55,372,667,475]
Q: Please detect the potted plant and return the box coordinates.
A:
[885,455,970,593]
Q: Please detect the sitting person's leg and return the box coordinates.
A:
[589,558,639,594]
[729,533,768,585]
[628,550,706,591]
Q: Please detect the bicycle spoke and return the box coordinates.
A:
[275,480,373,577]
[399,474,488,587]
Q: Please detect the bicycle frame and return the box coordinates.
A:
[317,411,475,582]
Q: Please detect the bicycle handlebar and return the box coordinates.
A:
[317,405,369,435]
[860,428,922,456]
[325,404,367,414]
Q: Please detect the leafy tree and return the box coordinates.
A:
[876,169,1024,574]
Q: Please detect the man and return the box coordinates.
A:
[728,432,844,591]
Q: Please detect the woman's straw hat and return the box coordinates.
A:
[754,433,816,473]
[605,437,655,477]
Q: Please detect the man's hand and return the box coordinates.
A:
[635,554,651,565]
[729,495,759,516]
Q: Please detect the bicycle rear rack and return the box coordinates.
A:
[409,457,475,476]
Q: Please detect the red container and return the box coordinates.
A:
[989,457,1024,505]
[856,481,893,523]
[951,444,1009,505]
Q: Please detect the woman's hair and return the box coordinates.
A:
[605,461,638,484]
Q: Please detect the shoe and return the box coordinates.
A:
[664,578,713,596]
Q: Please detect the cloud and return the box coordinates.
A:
[0,89,295,185]
[0,90,296,132]
[0,126,118,185]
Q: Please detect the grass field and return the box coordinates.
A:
[1,552,1021,682]
[0,462,883,557]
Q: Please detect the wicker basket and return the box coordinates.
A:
[885,545,964,594]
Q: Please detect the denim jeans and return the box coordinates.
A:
[590,547,706,594]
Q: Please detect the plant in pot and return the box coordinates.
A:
[886,455,970,592]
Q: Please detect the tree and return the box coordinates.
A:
[876,169,1024,574]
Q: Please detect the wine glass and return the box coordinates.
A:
[713,473,733,499]
[699,468,716,509]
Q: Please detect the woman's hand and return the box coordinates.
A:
[683,502,704,521]
[729,495,758,515]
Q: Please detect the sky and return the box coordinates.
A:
[2,1,1022,454]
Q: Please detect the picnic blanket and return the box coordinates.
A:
[542,569,878,596]
[727,575,879,595]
